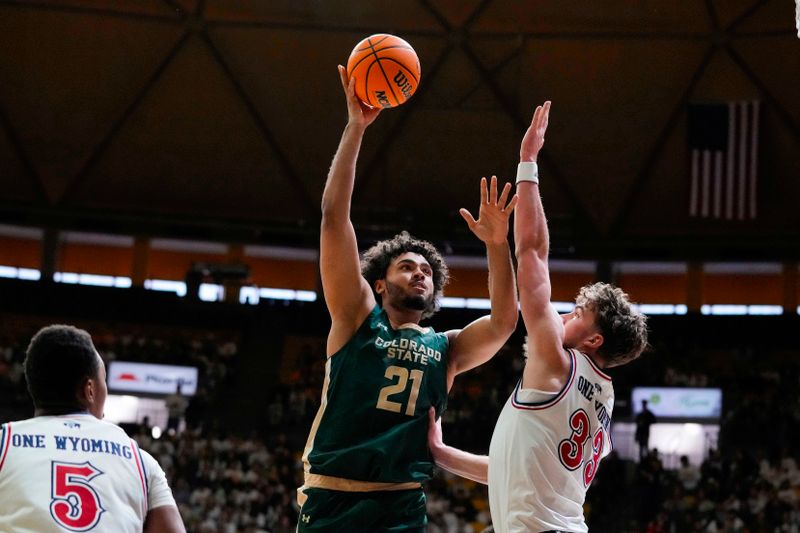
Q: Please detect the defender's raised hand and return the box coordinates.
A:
[520,100,551,162]
[338,65,381,128]
[460,176,519,245]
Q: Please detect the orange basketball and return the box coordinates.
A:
[346,34,421,109]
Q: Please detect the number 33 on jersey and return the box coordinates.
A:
[489,349,615,531]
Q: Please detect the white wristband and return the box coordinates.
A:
[516,161,539,184]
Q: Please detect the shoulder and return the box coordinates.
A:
[3,416,65,435]
[442,328,460,349]
[576,351,612,383]
[4,416,36,428]
[367,304,389,326]
[347,303,385,335]
[332,304,385,353]
[137,446,170,482]
[95,417,129,435]
[137,447,160,467]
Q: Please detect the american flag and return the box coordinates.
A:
[688,101,760,220]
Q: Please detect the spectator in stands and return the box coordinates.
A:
[166,382,189,434]
[635,399,657,459]
[677,455,701,491]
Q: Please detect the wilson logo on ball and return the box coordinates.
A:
[393,71,414,99]
[347,34,421,109]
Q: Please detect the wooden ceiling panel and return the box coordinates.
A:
[713,0,761,30]
[205,0,442,32]
[0,122,41,203]
[374,108,532,223]
[0,0,795,258]
[5,0,181,18]
[517,39,709,231]
[732,0,798,34]
[0,5,183,203]
[729,38,800,127]
[474,1,710,34]
[66,36,303,222]
[691,49,759,100]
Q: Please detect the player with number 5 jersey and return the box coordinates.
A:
[296,65,519,532]
[0,325,185,533]
[427,102,649,532]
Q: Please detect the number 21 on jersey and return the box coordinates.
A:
[376,365,424,416]
[557,408,605,487]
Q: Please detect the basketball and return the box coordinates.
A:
[346,34,421,108]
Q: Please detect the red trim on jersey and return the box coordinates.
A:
[0,424,11,473]
[581,352,612,381]
[511,350,577,411]
[130,439,148,515]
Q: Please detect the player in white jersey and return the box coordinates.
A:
[0,324,186,533]
[427,102,648,533]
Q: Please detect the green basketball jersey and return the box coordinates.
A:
[303,305,450,484]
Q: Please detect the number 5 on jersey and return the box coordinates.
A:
[50,461,105,532]
[376,365,424,416]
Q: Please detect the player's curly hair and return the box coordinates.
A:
[361,231,449,319]
[577,282,648,367]
[25,324,100,412]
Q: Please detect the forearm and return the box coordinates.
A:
[514,180,549,260]
[431,445,489,485]
[321,123,366,221]
[515,101,551,260]
[144,505,186,533]
[485,241,518,331]
[515,168,552,309]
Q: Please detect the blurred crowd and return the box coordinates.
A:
[0,319,238,425]
[3,316,800,532]
[134,428,299,533]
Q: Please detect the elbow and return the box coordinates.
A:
[491,311,518,339]
[320,198,335,221]
[320,203,344,229]
[514,242,534,262]
[515,243,547,262]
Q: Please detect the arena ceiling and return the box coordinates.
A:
[0,0,798,260]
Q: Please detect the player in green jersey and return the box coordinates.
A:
[296,65,519,532]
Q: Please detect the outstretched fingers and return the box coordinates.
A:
[459,208,477,229]
[531,104,542,128]
[504,193,520,214]
[530,100,551,131]
[339,65,359,108]
[338,65,350,92]
[488,175,500,205]
[497,181,513,207]
[540,101,551,131]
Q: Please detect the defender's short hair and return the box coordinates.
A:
[24,325,99,411]
[361,231,449,319]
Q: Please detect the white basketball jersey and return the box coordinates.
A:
[0,414,176,533]
[488,349,614,533]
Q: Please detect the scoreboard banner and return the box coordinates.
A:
[108,361,198,396]
[632,387,722,420]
